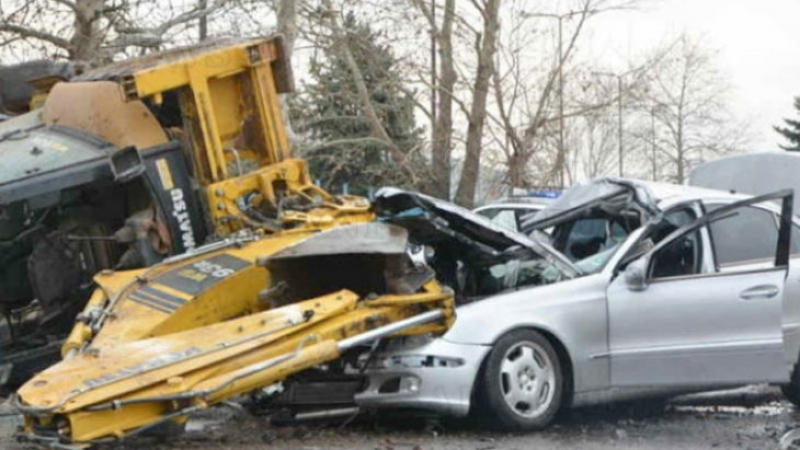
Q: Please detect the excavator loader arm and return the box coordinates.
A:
[15,223,454,448]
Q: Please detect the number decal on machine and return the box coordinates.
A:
[154,254,250,295]
[128,286,188,313]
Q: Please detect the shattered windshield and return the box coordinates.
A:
[463,247,569,299]
[573,242,623,274]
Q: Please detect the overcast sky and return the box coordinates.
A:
[589,0,800,152]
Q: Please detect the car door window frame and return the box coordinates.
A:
[704,202,784,270]
[641,190,793,283]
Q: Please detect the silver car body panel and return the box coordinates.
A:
[355,338,491,416]
[607,266,788,385]
[690,153,800,372]
[356,181,800,414]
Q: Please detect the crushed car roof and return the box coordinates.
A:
[520,177,749,233]
[520,178,659,231]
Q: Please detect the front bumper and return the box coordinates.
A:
[354,337,491,417]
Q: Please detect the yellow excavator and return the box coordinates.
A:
[3,36,454,448]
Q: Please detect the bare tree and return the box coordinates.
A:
[574,110,619,179]
[489,0,638,191]
[641,34,746,183]
[0,0,250,65]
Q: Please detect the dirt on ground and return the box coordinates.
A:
[2,385,799,450]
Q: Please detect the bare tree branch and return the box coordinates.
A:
[0,23,72,49]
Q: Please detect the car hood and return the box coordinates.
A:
[373,188,579,277]
[440,273,605,345]
[520,177,661,233]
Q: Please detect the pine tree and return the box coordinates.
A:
[775,97,800,151]
[291,12,422,196]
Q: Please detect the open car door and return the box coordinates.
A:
[606,189,794,386]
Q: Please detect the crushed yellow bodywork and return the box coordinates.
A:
[16,226,454,447]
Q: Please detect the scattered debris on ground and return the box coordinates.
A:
[3,385,799,450]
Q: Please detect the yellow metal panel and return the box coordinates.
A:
[87,231,312,348]
[189,69,227,181]
[207,75,243,144]
[132,47,250,98]
[251,57,290,162]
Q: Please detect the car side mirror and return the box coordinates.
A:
[624,258,648,291]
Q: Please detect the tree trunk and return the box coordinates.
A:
[676,118,684,183]
[277,0,298,60]
[69,0,105,63]
[430,0,456,200]
[276,0,299,152]
[199,0,209,41]
[454,0,500,208]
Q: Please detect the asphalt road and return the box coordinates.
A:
[3,385,799,450]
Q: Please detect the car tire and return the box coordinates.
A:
[782,362,800,407]
[475,329,563,430]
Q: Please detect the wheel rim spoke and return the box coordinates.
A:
[501,355,517,378]
[502,371,524,404]
[520,346,536,367]
[533,380,550,407]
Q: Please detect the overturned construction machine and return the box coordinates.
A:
[2,36,455,447]
[0,36,374,387]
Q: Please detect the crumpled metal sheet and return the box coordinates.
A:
[265,222,409,262]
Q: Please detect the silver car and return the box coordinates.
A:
[354,178,800,430]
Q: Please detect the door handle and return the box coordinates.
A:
[739,285,780,300]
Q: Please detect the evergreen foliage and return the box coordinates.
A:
[291,12,422,195]
[775,97,800,151]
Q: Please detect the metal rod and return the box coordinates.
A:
[338,310,444,351]
[294,407,360,421]
[161,232,257,265]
